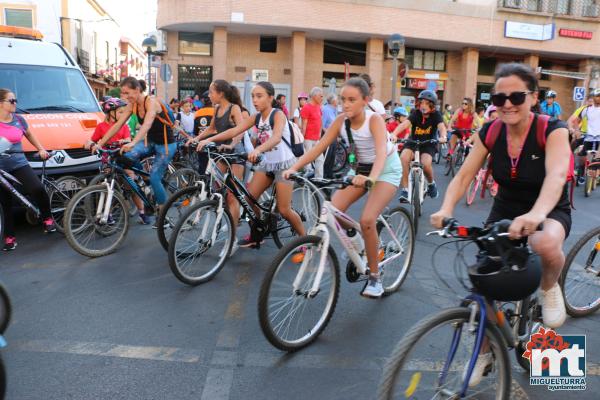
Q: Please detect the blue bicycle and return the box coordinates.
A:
[378,219,543,400]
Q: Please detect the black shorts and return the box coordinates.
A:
[578,140,600,157]
[486,201,571,238]
[451,130,472,139]
[401,143,437,158]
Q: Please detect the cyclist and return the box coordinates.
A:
[431,63,571,384]
[447,97,481,156]
[93,77,177,222]
[196,81,306,248]
[393,90,447,202]
[570,88,600,184]
[540,90,562,119]
[188,80,247,252]
[0,88,56,251]
[284,77,402,298]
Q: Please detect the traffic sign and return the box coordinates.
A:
[573,86,586,102]
[159,63,172,82]
[398,62,409,79]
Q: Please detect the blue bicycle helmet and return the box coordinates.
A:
[393,107,408,117]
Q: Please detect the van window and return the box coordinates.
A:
[0,64,100,113]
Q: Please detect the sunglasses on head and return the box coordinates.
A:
[490,91,531,107]
[462,102,468,105]
[2,99,17,105]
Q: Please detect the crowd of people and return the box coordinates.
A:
[1,62,598,310]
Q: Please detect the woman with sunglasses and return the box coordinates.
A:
[431,63,571,386]
[0,88,56,251]
[447,97,480,156]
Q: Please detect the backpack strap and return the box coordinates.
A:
[254,109,294,150]
[344,119,358,168]
[534,114,551,149]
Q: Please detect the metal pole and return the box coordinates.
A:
[165,74,168,103]
[391,55,398,111]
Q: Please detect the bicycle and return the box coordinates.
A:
[63,148,198,257]
[167,144,319,285]
[581,142,600,197]
[332,138,350,176]
[378,219,543,400]
[257,174,415,351]
[0,282,11,400]
[465,162,498,206]
[445,129,474,177]
[433,141,448,165]
[400,138,438,234]
[559,225,600,317]
[0,142,84,235]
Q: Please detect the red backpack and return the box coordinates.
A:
[484,113,576,208]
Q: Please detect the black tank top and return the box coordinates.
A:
[479,116,569,211]
[136,96,175,144]
[213,104,235,145]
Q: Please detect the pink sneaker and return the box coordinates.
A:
[43,217,57,233]
[3,236,17,251]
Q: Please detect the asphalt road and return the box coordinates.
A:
[1,163,599,400]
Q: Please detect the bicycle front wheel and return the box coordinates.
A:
[271,185,320,249]
[64,184,130,257]
[157,185,205,251]
[168,199,234,285]
[561,226,600,317]
[379,206,415,294]
[378,307,511,400]
[258,235,340,352]
[465,176,480,206]
[410,171,421,234]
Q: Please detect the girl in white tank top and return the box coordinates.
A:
[283,77,402,299]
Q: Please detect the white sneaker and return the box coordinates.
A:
[362,275,384,298]
[463,352,493,387]
[541,283,567,328]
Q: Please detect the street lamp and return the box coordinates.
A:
[387,33,405,110]
[142,35,157,94]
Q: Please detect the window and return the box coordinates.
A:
[478,57,497,76]
[179,32,212,56]
[4,8,33,28]
[178,65,212,99]
[406,48,446,71]
[323,40,366,66]
[547,0,571,14]
[259,36,277,53]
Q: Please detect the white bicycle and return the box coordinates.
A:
[401,138,438,234]
[258,174,415,351]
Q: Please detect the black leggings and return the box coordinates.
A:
[0,165,51,237]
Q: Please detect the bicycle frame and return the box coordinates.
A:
[0,169,40,216]
[407,147,426,207]
[293,177,406,297]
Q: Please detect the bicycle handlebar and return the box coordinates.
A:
[400,139,439,146]
[428,218,542,241]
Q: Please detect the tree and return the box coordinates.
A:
[107,87,121,98]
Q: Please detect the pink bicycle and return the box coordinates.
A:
[465,164,498,206]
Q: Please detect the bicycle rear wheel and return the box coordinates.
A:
[378,307,511,400]
[379,207,415,295]
[47,176,85,233]
[332,143,348,174]
[560,226,600,317]
[164,168,201,193]
[64,184,129,257]
[444,151,454,177]
[168,199,234,285]
[258,235,340,352]
[157,185,205,251]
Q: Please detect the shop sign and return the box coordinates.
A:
[407,78,445,91]
[559,29,593,40]
[252,69,268,82]
[505,21,554,41]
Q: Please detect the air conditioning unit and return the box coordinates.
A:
[147,30,168,53]
[504,0,522,9]
[583,4,599,17]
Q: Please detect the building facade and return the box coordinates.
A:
[0,0,147,98]
[156,0,600,116]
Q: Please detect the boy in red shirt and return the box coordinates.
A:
[389,107,410,152]
[85,98,149,224]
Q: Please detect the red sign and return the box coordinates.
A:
[407,78,445,91]
[559,28,593,40]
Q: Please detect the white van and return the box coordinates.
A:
[0,26,102,175]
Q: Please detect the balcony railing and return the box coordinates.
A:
[498,0,600,18]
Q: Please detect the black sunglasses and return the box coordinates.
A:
[490,91,531,107]
[2,99,17,105]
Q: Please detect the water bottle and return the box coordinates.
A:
[347,228,365,255]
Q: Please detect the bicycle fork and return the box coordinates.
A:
[293,216,331,298]
[97,180,115,224]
